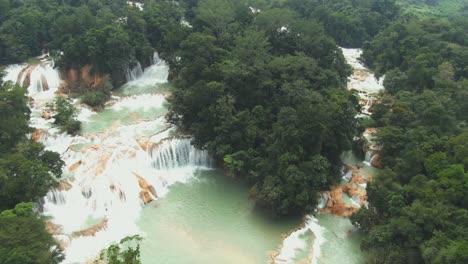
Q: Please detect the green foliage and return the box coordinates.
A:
[50,97,81,134]
[1,0,187,86]
[96,235,142,264]
[0,203,64,264]
[285,0,399,47]
[0,82,31,152]
[0,141,63,211]
[354,12,468,264]
[0,75,64,264]
[169,0,357,214]
[82,89,110,108]
[397,0,468,18]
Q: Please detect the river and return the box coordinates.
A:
[2,47,382,264]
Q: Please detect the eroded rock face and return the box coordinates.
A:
[69,161,81,172]
[71,218,108,238]
[56,181,73,191]
[18,65,37,88]
[46,221,64,235]
[41,111,51,119]
[371,154,383,169]
[321,187,359,218]
[31,128,44,142]
[133,173,158,204]
[61,64,109,93]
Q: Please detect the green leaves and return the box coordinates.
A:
[96,235,143,264]
[0,204,64,264]
[354,10,468,264]
[169,2,357,215]
[50,97,81,134]
[0,83,30,152]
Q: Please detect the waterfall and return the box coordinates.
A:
[364,150,372,163]
[125,52,169,87]
[1,64,27,84]
[317,192,330,210]
[28,62,61,95]
[342,169,353,182]
[2,59,60,97]
[149,138,212,170]
[150,52,161,65]
[272,216,326,264]
[125,62,144,82]
[47,189,67,205]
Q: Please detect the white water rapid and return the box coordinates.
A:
[272,216,325,264]
[3,55,61,99]
[3,52,210,263]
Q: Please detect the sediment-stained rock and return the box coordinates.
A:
[46,221,64,235]
[56,181,73,191]
[69,161,81,172]
[31,128,44,142]
[133,173,158,204]
[71,218,108,238]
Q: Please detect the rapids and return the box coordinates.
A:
[1,48,379,263]
[2,52,213,263]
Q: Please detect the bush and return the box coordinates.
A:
[50,97,82,135]
[81,75,112,107]
[64,120,81,135]
[82,90,111,108]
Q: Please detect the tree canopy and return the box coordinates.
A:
[0,80,64,261]
[352,13,468,264]
[169,0,357,215]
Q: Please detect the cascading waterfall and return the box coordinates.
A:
[272,216,326,264]
[17,50,215,263]
[150,51,161,65]
[317,192,331,210]
[364,150,373,165]
[2,64,27,84]
[47,189,67,205]
[125,61,144,82]
[149,138,212,170]
[125,52,169,87]
[342,169,353,182]
[2,58,61,98]
[125,52,162,82]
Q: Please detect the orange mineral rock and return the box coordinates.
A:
[31,129,44,142]
[69,161,81,172]
[56,181,73,191]
[71,218,108,238]
[133,173,158,204]
[46,221,64,235]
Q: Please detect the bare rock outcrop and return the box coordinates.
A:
[62,64,109,93]
[71,218,108,238]
[31,128,44,142]
[321,164,374,217]
[133,173,158,204]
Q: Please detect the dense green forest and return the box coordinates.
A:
[285,0,399,47]
[396,0,468,17]
[169,0,359,214]
[1,0,467,263]
[0,0,187,86]
[0,79,65,263]
[351,12,468,264]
